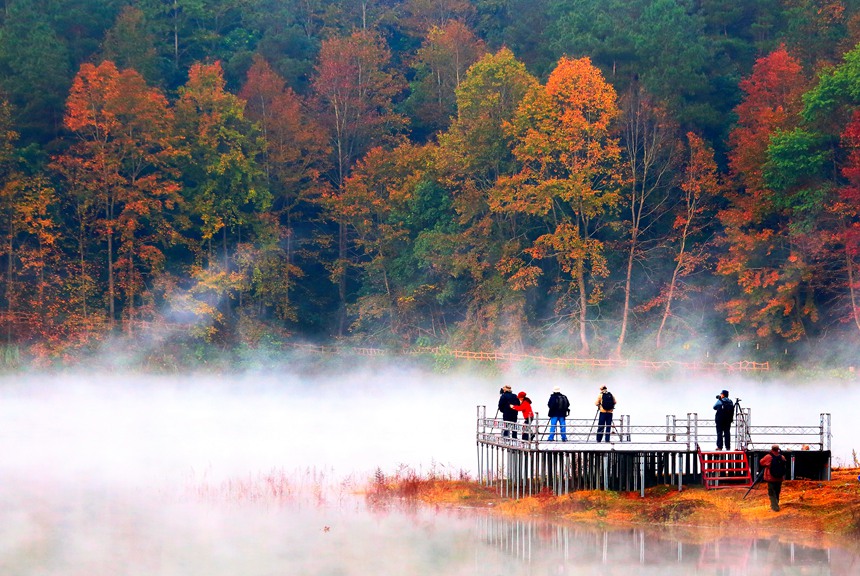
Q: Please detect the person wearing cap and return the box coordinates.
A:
[511,392,534,440]
[595,385,616,442]
[497,385,520,438]
[759,445,787,511]
[713,390,734,450]
[547,386,568,441]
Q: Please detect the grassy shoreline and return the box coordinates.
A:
[367,467,860,546]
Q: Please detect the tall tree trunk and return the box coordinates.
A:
[616,228,637,357]
[337,219,347,336]
[657,190,696,348]
[172,0,180,68]
[106,197,115,330]
[5,227,12,344]
[223,225,231,315]
[577,259,589,354]
[79,220,87,319]
[127,247,134,335]
[847,247,860,334]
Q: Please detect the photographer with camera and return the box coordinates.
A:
[713,389,734,450]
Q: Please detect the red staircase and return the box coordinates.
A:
[697,446,753,490]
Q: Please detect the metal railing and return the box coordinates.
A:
[476,406,832,452]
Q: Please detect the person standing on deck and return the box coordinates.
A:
[511,392,534,440]
[713,390,734,450]
[498,385,520,438]
[759,445,787,511]
[547,386,569,441]
[595,385,616,442]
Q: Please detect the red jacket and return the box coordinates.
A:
[759,450,786,482]
[512,399,534,419]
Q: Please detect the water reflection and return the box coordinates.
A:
[477,515,855,575]
[2,476,855,576]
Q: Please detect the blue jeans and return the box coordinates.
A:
[548,417,567,441]
[596,412,613,442]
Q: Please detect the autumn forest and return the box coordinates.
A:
[1,0,860,367]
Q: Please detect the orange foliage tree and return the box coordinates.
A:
[835,111,860,334]
[332,144,429,340]
[54,61,182,333]
[2,176,68,355]
[495,56,622,354]
[238,56,329,322]
[312,30,405,335]
[718,47,810,341]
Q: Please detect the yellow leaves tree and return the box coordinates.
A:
[434,48,537,350]
[495,56,622,354]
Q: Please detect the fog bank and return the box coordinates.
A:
[0,367,855,492]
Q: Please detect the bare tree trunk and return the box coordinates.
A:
[577,259,589,354]
[616,229,637,356]
[79,221,87,319]
[223,225,231,315]
[338,220,347,336]
[656,187,696,348]
[847,247,860,334]
[173,0,180,68]
[656,236,687,349]
[106,198,115,330]
[127,247,134,335]
[5,226,13,344]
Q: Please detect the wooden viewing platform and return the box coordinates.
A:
[475,405,832,498]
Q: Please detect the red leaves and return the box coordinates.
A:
[729,46,806,193]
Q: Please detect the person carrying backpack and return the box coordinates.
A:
[713,389,734,450]
[759,444,788,511]
[595,385,616,443]
[547,386,569,441]
[497,385,520,439]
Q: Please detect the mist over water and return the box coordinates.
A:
[0,366,856,483]
[0,365,857,574]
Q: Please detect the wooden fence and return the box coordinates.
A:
[287,343,769,372]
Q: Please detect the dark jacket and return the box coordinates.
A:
[498,390,520,420]
[547,392,566,418]
[714,397,734,424]
[760,450,787,482]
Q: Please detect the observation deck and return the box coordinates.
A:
[475,405,832,498]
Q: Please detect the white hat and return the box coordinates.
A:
[552,386,561,392]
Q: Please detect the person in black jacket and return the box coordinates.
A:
[713,389,734,450]
[498,385,520,438]
[547,386,568,441]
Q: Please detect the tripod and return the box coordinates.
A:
[734,398,752,450]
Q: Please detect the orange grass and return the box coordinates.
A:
[365,464,492,505]
[370,467,860,537]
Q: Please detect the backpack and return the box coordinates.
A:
[769,454,787,478]
[556,393,570,416]
[719,398,734,423]
[601,391,615,411]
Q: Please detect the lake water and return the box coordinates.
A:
[0,480,855,575]
[1,367,857,574]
